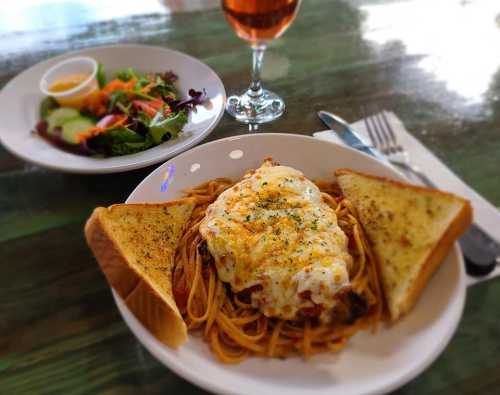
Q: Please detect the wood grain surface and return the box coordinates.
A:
[1,1,499,394]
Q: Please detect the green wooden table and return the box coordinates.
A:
[1,0,500,393]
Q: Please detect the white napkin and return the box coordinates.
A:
[313,111,500,286]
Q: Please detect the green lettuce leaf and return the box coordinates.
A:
[107,90,128,113]
[107,127,144,143]
[149,110,188,144]
[96,63,107,89]
[110,139,154,156]
[116,68,138,82]
[88,126,148,156]
[39,97,59,119]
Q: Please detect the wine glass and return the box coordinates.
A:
[222,0,301,124]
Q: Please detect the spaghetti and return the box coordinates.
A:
[172,177,383,363]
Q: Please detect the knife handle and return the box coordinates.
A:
[460,225,499,277]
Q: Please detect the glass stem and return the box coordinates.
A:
[247,44,266,100]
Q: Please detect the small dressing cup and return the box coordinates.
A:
[39,56,99,108]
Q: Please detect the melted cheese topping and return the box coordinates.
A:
[199,162,352,321]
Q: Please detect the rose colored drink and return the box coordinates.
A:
[221,0,301,124]
[222,0,300,43]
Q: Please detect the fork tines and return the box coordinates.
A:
[362,106,402,154]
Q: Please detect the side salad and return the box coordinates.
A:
[34,66,205,156]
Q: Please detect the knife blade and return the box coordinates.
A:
[318,110,499,277]
[318,111,388,163]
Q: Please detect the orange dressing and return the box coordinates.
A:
[49,73,90,93]
[48,73,98,109]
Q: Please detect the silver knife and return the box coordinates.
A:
[318,111,389,163]
[318,110,499,277]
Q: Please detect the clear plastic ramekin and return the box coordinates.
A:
[39,56,98,108]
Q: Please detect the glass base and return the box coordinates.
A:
[226,89,285,124]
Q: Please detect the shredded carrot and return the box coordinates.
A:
[82,78,138,116]
[76,127,105,143]
[110,115,128,128]
[76,115,129,143]
[102,78,137,95]
[83,91,108,117]
[139,82,155,94]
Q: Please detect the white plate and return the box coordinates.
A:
[0,44,225,173]
[117,134,466,395]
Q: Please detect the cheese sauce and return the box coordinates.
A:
[199,161,352,321]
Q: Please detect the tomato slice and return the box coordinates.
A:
[132,99,171,117]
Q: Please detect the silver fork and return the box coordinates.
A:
[361,106,436,188]
[360,105,500,275]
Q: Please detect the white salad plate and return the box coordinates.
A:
[115,134,466,395]
[0,44,225,173]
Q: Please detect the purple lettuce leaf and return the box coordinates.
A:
[168,88,207,112]
[159,71,178,84]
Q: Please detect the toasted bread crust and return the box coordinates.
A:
[402,200,472,315]
[335,168,471,202]
[84,199,195,348]
[335,168,472,321]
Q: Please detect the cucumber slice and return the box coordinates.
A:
[46,107,80,132]
[61,117,95,144]
[39,97,59,119]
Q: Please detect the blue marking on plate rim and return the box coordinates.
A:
[160,164,176,192]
